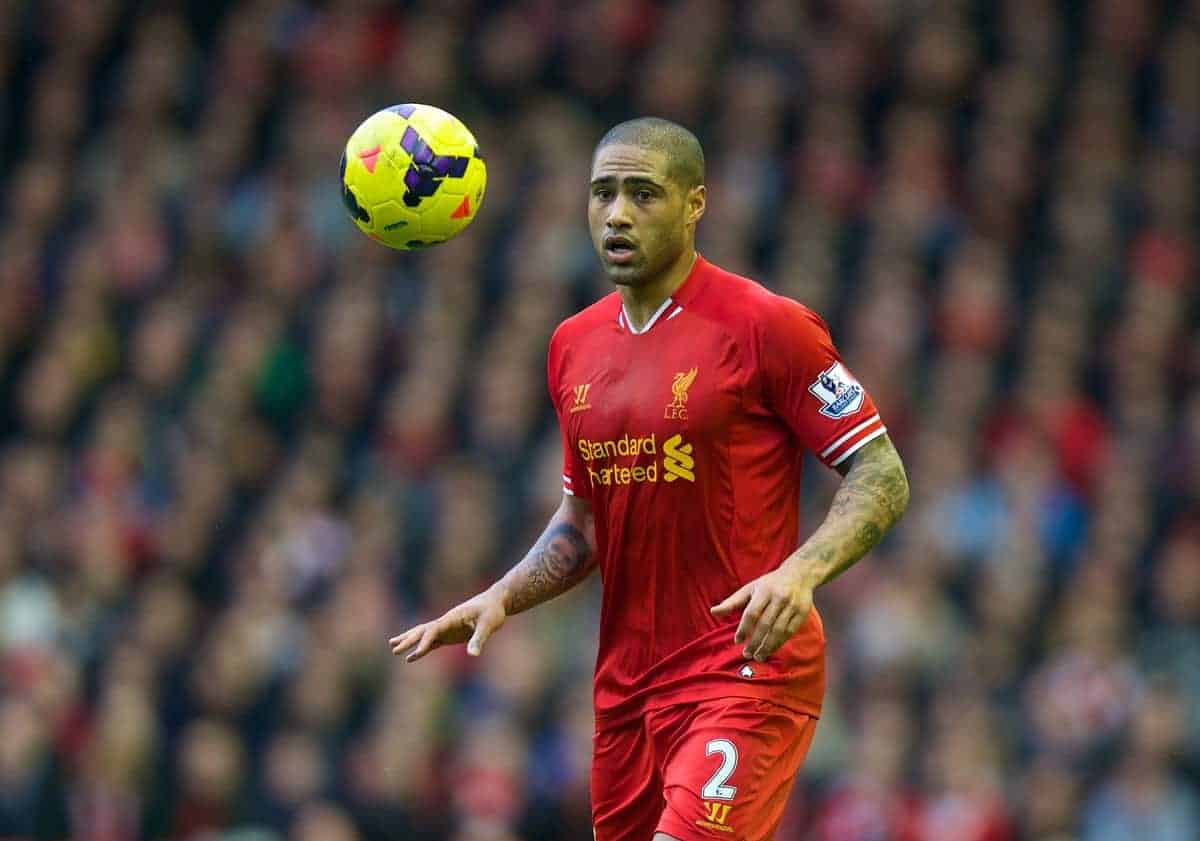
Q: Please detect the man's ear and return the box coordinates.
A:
[687,184,706,226]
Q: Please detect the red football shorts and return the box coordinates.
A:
[591,697,818,841]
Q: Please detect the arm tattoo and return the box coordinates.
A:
[787,435,910,586]
[500,521,595,615]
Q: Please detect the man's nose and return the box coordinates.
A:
[606,194,633,228]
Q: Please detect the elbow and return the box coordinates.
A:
[892,462,911,526]
[877,437,911,528]
[844,434,910,531]
[876,439,910,529]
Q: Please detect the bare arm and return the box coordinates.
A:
[494,493,597,614]
[784,433,910,587]
[390,494,596,660]
[712,434,909,660]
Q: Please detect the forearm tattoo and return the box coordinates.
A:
[796,435,910,585]
[502,521,594,615]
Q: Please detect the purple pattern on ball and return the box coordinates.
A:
[388,104,416,118]
[393,122,473,207]
[400,127,418,154]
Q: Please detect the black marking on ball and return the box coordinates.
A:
[340,153,371,223]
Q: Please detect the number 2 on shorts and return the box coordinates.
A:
[701,738,738,800]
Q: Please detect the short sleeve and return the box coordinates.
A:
[759,297,887,469]
[556,410,591,499]
[547,330,592,499]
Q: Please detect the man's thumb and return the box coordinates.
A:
[711,585,751,615]
[467,618,496,656]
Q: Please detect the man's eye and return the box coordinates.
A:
[594,189,613,200]
[636,190,654,201]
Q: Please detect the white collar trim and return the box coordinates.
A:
[620,296,676,335]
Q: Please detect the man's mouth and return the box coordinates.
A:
[604,235,637,264]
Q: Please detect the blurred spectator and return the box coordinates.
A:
[1080,684,1200,841]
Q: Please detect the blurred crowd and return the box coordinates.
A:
[1,0,1198,839]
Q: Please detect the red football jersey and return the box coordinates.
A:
[547,256,886,725]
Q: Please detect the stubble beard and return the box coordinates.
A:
[607,265,647,287]
[597,249,649,287]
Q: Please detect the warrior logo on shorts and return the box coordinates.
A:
[808,362,865,419]
[697,802,733,833]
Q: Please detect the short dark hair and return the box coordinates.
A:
[594,117,705,189]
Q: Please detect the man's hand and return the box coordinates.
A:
[710,435,909,663]
[390,496,595,664]
[711,568,815,662]
[389,587,507,661]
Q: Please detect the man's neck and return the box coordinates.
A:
[618,250,698,331]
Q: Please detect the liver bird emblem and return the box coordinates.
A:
[672,367,698,403]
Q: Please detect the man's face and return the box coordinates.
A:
[588,144,703,287]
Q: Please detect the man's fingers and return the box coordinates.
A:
[734,595,765,645]
[389,626,423,655]
[733,590,770,646]
[753,608,797,661]
[711,584,752,616]
[391,599,508,662]
[743,600,783,659]
[754,606,814,661]
[406,626,445,662]
[786,613,804,637]
[403,628,432,662]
